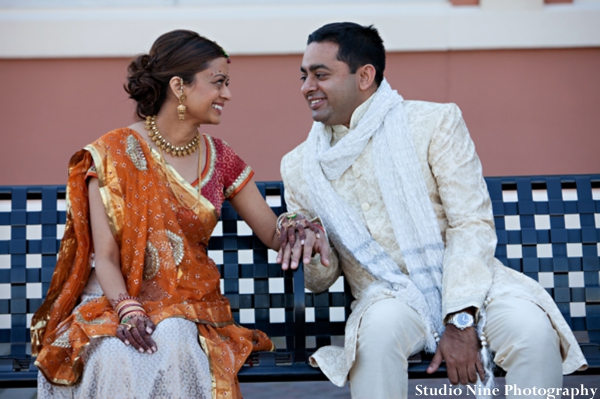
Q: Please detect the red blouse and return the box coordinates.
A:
[193,135,254,213]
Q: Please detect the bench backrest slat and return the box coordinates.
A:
[0,176,598,358]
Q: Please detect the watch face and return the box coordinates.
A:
[454,313,473,328]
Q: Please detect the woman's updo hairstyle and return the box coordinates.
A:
[125,30,227,119]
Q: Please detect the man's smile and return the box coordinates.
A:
[308,97,326,110]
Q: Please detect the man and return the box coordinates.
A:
[279,22,586,399]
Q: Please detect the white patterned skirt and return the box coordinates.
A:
[37,272,213,399]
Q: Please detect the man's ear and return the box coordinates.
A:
[357,64,376,91]
[168,76,184,100]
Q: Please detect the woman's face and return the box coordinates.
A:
[184,57,231,125]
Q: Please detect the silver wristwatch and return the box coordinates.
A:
[447,312,475,330]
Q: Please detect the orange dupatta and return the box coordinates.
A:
[31,129,273,398]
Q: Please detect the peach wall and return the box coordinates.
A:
[0,48,599,186]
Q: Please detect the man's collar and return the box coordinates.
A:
[328,93,376,145]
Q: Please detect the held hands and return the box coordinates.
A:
[275,213,330,270]
[426,324,485,384]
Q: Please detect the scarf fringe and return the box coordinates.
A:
[474,305,495,399]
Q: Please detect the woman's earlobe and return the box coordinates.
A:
[168,76,183,97]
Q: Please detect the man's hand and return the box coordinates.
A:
[426,324,484,385]
[277,228,330,270]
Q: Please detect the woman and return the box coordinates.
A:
[32,30,327,399]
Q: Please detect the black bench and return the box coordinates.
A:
[0,176,599,388]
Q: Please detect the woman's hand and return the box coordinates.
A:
[116,314,157,354]
[277,213,319,249]
[277,227,330,270]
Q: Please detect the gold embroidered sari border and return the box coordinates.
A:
[198,334,218,399]
[150,314,235,329]
[225,165,253,198]
[200,134,217,189]
[84,144,124,241]
[35,331,114,386]
[136,130,219,222]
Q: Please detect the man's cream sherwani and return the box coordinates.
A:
[280,99,587,387]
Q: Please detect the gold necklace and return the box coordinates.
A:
[144,115,200,157]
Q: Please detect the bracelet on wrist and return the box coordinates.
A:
[120,312,147,324]
[120,307,145,318]
[110,294,140,309]
[276,212,306,238]
[115,302,144,315]
[112,294,147,322]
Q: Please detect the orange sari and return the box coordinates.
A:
[31,128,273,399]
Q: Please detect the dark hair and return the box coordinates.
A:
[307,22,385,86]
[125,30,227,119]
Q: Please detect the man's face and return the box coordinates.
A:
[300,42,362,127]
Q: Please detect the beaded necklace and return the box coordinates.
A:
[144,115,200,157]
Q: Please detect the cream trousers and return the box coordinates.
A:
[348,297,562,399]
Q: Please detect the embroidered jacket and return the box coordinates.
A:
[281,99,587,386]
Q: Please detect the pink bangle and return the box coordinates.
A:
[121,312,147,324]
[112,295,147,322]
[120,308,147,321]
[118,305,145,319]
[116,302,143,314]
[110,294,140,308]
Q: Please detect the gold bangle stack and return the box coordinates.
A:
[114,298,147,323]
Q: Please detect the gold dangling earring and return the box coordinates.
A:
[177,78,186,122]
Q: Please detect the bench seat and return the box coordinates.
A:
[0,175,598,387]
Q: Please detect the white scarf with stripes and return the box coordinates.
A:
[302,79,495,395]
[303,79,444,351]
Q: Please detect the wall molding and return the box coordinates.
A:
[1,1,599,58]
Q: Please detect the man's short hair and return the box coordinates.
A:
[307,22,386,86]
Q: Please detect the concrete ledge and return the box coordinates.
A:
[0,2,599,58]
